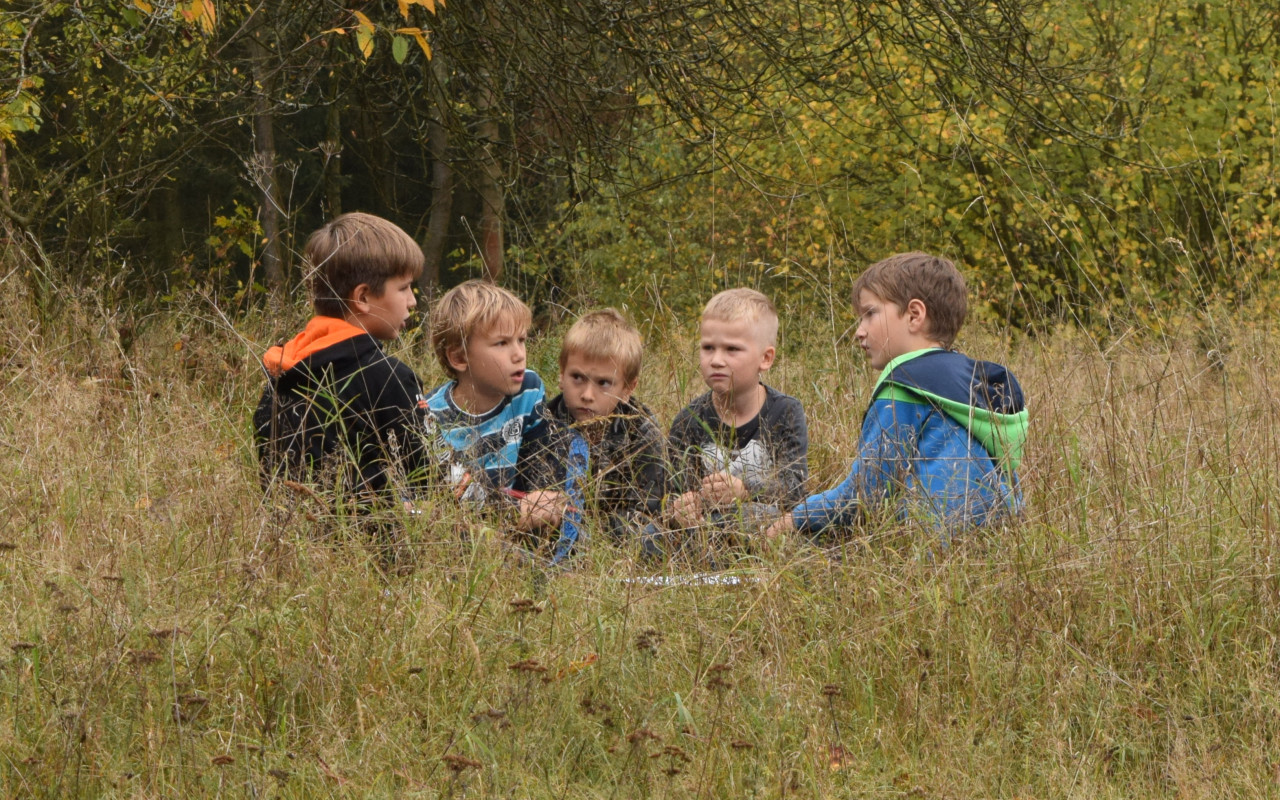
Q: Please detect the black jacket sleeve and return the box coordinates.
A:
[757,394,809,507]
[666,404,709,497]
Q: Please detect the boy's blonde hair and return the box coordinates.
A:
[306,212,424,318]
[429,279,533,378]
[701,288,779,347]
[559,308,644,386]
[853,252,967,348]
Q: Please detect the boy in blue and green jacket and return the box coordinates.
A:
[766,252,1027,540]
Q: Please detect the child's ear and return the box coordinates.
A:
[759,345,777,372]
[347,283,374,314]
[446,345,469,374]
[905,298,929,332]
[617,377,639,402]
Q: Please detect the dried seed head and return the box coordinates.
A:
[821,684,842,698]
[149,627,187,640]
[634,627,663,655]
[442,753,482,772]
[508,659,547,674]
[0,542,16,551]
[730,739,754,750]
[268,768,291,782]
[128,649,162,666]
[508,598,543,614]
[627,728,660,745]
[662,745,691,762]
[10,642,36,653]
[211,755,235,766]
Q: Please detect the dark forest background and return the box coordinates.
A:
[5,0,1279,331]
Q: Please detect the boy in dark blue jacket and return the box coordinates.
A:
[766,252,1027,541]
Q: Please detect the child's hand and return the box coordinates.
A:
[700,471,748,506]
[764,514,795,539]
[518,491,566,530]
[670,490,703,529]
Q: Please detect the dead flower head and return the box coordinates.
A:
[442,753,483,772]
[634,627,663,655]
[508,598,543,614]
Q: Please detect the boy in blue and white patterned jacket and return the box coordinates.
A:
[766,252,1027,541]
[423,280,549,512]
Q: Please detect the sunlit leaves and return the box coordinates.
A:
[175,0,216,34]
[0,77,43,142]
[396,27,432,59]
[352,10,375,58]
[327,6,438,61]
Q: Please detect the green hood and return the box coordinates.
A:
[873,348,1028,473]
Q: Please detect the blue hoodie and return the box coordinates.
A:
[791,348,1027,537]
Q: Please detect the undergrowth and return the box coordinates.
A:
[1,271,1278,798]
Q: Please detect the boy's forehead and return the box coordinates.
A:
[477,313,527,338]
[562,350,621,374]
[701,315,765,341]
[856,288,886,310]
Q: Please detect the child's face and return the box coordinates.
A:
[450,316,528,406]
[855,289,920,370]
[698,317,775,400]
[358,274,417,340]
[558,352,636,422]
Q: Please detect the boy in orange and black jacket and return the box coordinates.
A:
[253,212,428,505]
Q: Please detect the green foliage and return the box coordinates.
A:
[525,1,1280,331]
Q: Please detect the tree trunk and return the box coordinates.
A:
[420,54,453,296]
[474,76,504,282]
[248,10,284,288]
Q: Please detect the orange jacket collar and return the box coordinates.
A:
[263,316,367,377]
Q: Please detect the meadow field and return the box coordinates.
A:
[2,282,1279,799]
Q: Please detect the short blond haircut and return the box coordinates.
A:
[429,279,533,379]
[559,308,644,386]
[306,212,424,318]
[701,288,779,347]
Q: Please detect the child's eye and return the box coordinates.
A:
[599,380,612,389]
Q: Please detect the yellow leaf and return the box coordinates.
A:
[321,27,348,35]
[421,0,436,12]
[199,0,216,33]
[134,0,153,13]
[397,0,410,19]
[411,30,431,59]
[355,27,374,58]
[352,9,374,29]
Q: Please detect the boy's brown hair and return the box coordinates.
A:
[429,279,533,379]
[701,288,779,347]
[559,308,644,386]
[306,212,424,318]
[853,251,967,347]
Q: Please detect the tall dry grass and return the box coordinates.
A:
[1,269,1278,798]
